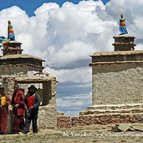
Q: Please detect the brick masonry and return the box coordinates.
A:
[57,114,143,128]
[57,104,143,128]
[57,116,71,128]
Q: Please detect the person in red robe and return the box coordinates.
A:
[11,84,26,133]
[0,85,10,134]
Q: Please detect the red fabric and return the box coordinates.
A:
[17,108,25,116]
[13,116,24,132]
[0,107,8,133]
[13,90,24,105]
[0,95,10,133]
[12,90,25,132]
[27,95,34,108]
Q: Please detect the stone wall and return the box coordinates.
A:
[92,63,143,105]
[71,114,143,127]
[57,114,143,128]
[49,78,57,105]
[38,79,57,129]
[0,64,41,75]
[57,116,71,128]
[2,76,15,97]
[39,78,57,129]
[57,103,143,128]
[38,105,57,129]
[91,51,143,63]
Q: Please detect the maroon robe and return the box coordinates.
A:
[11,89,25,133]
[0,94,10,133]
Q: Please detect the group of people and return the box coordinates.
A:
[0,83,40,135]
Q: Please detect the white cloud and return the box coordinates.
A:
[0,0,143,115]
[34,2,59,15]
[106,0,143,38]
[44,67,91,84]
[57,92,92,116]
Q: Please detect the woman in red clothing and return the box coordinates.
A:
[11,84,26,133]
[0,85,10,134]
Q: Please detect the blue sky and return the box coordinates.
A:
[0,0,109,16]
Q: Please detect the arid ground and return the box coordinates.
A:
[0,123,143,143]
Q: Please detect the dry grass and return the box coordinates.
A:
[0,124,143,143]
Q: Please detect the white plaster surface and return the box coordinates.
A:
[92,63,143,105]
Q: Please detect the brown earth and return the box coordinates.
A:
[0,123,143,143]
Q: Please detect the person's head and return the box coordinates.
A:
[0,86,4,94]
[121,14,123,19]
[14,83,19,92]
[28,85,37,93]
[8,20,11,25]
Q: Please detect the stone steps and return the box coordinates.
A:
[79,103,143,116]
[57,103,143,128]
[79,113,143,117]
[71,113,143,127]
[86,103,143,110]
[80,108,143,115]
